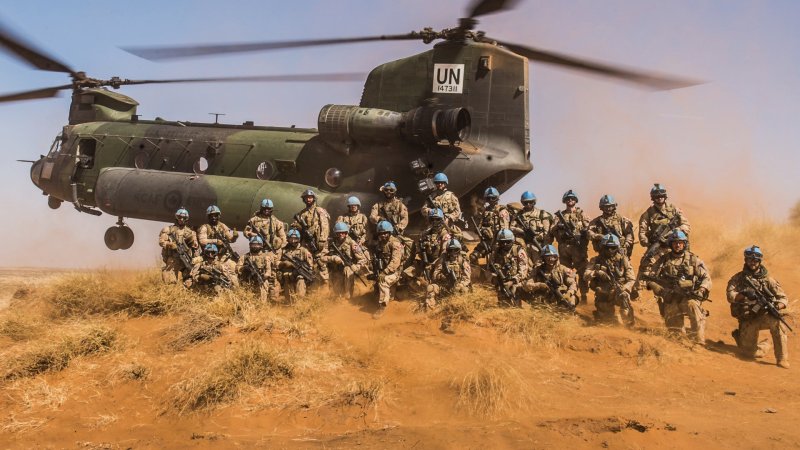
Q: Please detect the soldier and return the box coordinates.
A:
[244,198,287,256]
[158,207,199,284]
[549,189,590,304]
[187,244,237,293]
[510,191,553,265]
[587,195,635,258]
[421,172,462,228]
[727,246,790,368]
[237,236,278,302]
[645,229,710,345]
[416,208,452,284]
[336,196,370,247]
[371,221,404,318]
[197,205,240,285]
[425,239,471,309]
[369,181,409,235]
[321,222,368,299]
[584,235,635,326]
[637,184,690,290]
[276,229,315,301]
[524,245,579,309]
[487,228,529,306]
[469,187,511,265]
[291,189,330,286]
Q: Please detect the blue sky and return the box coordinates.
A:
[1,0,798,267]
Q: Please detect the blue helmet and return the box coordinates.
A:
[287,229,301,239]
[346,196,361,207]
[562,189,578,203]
[541,245,559,257]
[204,243,219,253]
[447,239,462,251]
[175,208,189,219]
[650,183,667,199]
[260,198,274,209]
[428,208,444,220]
[496,228,514,242]
[484,187,500,199]
[433,172,449,184]
[601,234,620,248]
[249,235,264,245]
[599,195,616,208]
[667,229,688,243]
[206,205,221,215]
[381,181,397,192]
[521,191,537,203]
[301,189,316,199]
[744,245,763,260]
[333,222,350,233]
[377,220,394,234]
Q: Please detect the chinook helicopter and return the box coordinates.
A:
[2,0,697,251]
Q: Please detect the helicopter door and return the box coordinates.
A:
[71,138,99,206]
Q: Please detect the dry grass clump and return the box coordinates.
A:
[112,362,150,382]
[337,379,385,409]
[435,286,498,323]
[164,313,227,351]
[453,364,526,417]
[168,341,294,414]
[2,326,117,381]
[475,305,581,349]
[0,316,41,342]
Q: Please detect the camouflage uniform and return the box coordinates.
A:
[244,213,287,252]
[237,251,278,302]
[426,252,471,308]
[488,241,529,304]
[372,235,404,306]
[336,211,370,247]
[549,208,590,299]
[158,225,199,284]
[524,261,578,307]
[510,207,553,265]
[369,198,413,263]
[422,189,463,237]
[415,223,452,281]
[321,236,368,299]
[277,245,314,300]
[727,267,789,364]
[647,250,710,344]
[197,222,239,284]
[587,213,635,257]
[187,257,238,293]
[637,204,690,287]
[584,253,635,325]
[470,203,511,264]
[292,205,331,283]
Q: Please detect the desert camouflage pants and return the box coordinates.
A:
[664,298,706,344]
[558,243,588,296]
[737,315,789,362]
[425,283,468,308]
[161,256,190,284]
[593,291,634,326]
[279,273,307,301]
[377,272,400,305]
[330,266,358,299]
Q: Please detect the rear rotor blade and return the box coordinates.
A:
[122,33,420,61]
[121,72,366,85]
[466,0,521,19]
[0,84,72,103]
[488,37,701,90]
[0,21,76,75]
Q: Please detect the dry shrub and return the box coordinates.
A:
[164,313,226,351]
[337,379,385,409]
[168,341,294,414]
[1,415,46,433]
[475,305,581,349]
[7,379,68,410]
[112,362,150,382]
[3,326,117,381]
[0,316,41,342]
[435,286,498,323]
[790,200,800,227]
[453,364,525,417]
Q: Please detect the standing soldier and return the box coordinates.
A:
[337,196,370,247]
[244,199,287,256]
[422,172,463,229]
[469,187,511,265]
[322,222,368,299]
[487,229,529,306]
[187,244,237,293]
[416,208,452,284]
[277,229,315,301]
[292,189,330,287]
[158,207,199,284]
[371,221,404,318]
[645,229,710,345]
[584,235,635,326]
[637,184,690,291]
[727,246,790,368]
[425,239,471,309]
[587,195,635,258]
[549,190,590,304]
[197,205,240,285]
[237,236,277,302]
[510,191,553,265]
[524,245,579,309]
[369,181,409,235]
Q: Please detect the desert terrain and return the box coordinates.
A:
[0,215,798,449]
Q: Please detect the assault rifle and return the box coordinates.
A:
[217,229,240,262]
[293,215,319,253]
[742,277,793,332]
[199,267,233,289]
[643,215,681,260]
[645,274,710,303]
[329,240,368,287]
[538,268,577,312]
[281,253,317,282]
[380,206,400,235]
[242,257,266,287]
[170,231,194,271]
[470,216,493,256]
[555,210,587,248]
[444,261,459,288]
[514,213,543,253]
[489,263,519,306]
[368,249,386,282]
[602,261,634,323]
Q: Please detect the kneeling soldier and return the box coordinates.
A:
[524,245,578,310]
[198,205,240,286]
[727,245,791,368]
[322,222,368,299]
[584,234,635,326]
[238,236,278,302]
[277,229,316,301]
[426,239,471,309]
[188,244,237,293]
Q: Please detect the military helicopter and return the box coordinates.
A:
[1,0,697,251]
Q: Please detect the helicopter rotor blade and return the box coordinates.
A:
[122,33,421,61]
[466,0,521,19]
[0,84,72,103]
[120,72,366,85]
[487,37,701,91]
[0,21,77,75]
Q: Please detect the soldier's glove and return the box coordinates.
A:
[332,256,344,266]
[774,302,787,310]
[166,242,177,250]
[594,271,610,281]
[199,274,212,282]
[530,282,549,293]
[742,288,757,300]
[695,287,709,299]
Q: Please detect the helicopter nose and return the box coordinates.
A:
[30,158,43,189]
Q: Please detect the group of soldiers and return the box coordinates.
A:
[158,175,791,369]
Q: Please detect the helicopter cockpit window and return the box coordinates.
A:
[78,139,96,169]
[193,156,209,175]
[256,161,274,180]
[47,134,62,158]
[324,167,342,188]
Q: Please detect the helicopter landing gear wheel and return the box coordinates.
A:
[119,226,134,250]
[104,218,134,251]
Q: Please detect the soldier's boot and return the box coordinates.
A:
[778,360,791,369]
[629,288,640,301]
[621,307,635,328]
[579,292,588,306]
[372,302,387,319]
[731,329,741,347]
